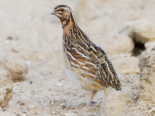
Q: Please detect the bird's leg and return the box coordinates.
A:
[104,87,107,97]
[84,91,97,108]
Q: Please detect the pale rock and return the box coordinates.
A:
[120,19,155,44]
[55,82,63,87]
[0,68,13,108]
[4,40,10,44]
[0,57,6,69]
[138,48,155,110]
[99,74,141,116]
[4,57,28,80]
[25,60,30,66]
[145,41,155,51]
[112,57,140,74]
[28,105,35,111]
[102,34,134,55]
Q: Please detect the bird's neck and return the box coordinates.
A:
[61,14,78,38]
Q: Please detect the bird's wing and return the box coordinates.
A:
[92,45,121,90]
[64,29,121,90]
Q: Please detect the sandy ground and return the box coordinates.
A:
[0,0,155,116]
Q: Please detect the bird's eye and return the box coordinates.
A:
[61,9,64,12]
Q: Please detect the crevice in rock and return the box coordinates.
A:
[132,43,145,56]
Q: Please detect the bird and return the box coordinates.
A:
[51,5,121,108]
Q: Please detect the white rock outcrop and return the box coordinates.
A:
[120,19,155,44]
[102,34,134,55]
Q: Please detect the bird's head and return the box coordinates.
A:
[51,5,72,21]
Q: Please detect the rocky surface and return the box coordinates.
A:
[99,74,141,116]
[112,56,140,74]
[145,41,155,51]
[5,57,28,81]
[101,34,134,55]
[0,68,13,108]
[0,57,28,81]
[100,48,155,116]
[120,19,155,44]
[139,48,155,110]
[0,56,28,108]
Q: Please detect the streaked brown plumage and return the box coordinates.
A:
[51,5,121,107]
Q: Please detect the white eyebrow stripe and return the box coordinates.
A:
[56,7,72,12]
[63,7,71,10]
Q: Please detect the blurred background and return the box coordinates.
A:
[1,0,155,58]
[0,0,155,116]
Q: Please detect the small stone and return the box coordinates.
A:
[25,61,30,65]
[30,81,33,84]
[6,36,13,40]
[19,102,25,106]
[55,82,63,87]
[4,40,9,44]
[6,36,18,40]
[28,105,35,111]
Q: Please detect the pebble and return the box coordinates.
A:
[4,40,10,44]
[55,82,63,87]
[19,103,25,106]
[25,61,30,65]
[28,105,35,111]
[6,36,18,40]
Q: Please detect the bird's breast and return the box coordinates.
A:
[62,41,104,91]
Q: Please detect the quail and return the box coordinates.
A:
[51,5,121,108]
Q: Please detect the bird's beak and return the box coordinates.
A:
[51,11,55,15]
